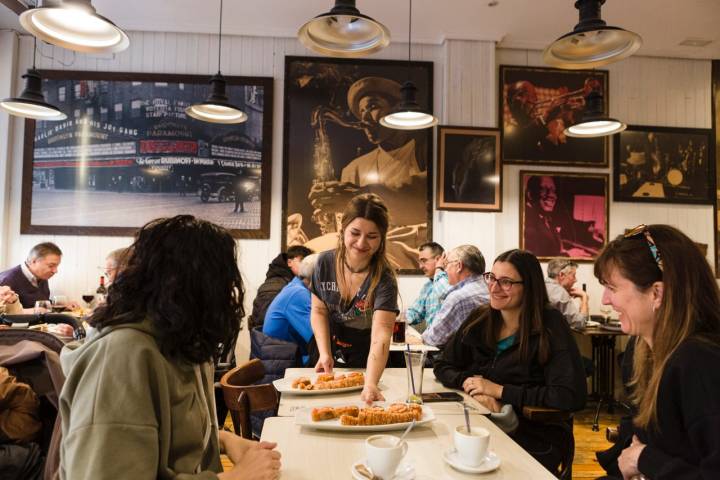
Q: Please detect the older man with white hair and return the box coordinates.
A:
[545,258,589,328]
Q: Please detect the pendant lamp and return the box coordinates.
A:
[379,0,437,130]
[0,37,66,121]
[185,0,247,124]
[298,0,390,57]
[564,90,626,138]
[20,0,129,54]
[543,0,642,69]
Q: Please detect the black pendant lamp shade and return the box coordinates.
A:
[380,80,437,130]
[298,0,390,57]
[543,0,642,69]
[20,0,129,54]
[185,0,247,124]
[564,90,625,137]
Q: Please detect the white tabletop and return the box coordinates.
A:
[278,368,490,416]
[261,413,555,480]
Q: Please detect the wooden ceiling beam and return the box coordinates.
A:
[0,0,28,16]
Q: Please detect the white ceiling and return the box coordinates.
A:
[1,0,718,60]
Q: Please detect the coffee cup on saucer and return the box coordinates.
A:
[453,425,490,467]
[366,434,408,479]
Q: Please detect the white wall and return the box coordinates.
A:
[0,31,713,358]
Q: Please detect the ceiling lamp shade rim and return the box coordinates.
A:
[564,117,627,137]
[379,80,438,130]
[0,69,67,121]
[186,73,247,124]
[19,3,130,54]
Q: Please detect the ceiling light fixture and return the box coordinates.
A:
[380,0,437,130]
[564,90,625,138]
[543,0,642,69]
[19,0,129,54]
[298,0,390,57]
[185,0,247,124]
[0,36,66,121]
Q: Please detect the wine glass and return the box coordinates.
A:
[82,293,95,308]
[51,295,68,313]
[599,305,613,324]
[34,300,52,315]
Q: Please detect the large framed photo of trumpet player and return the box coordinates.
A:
[520,171,608,261]
[613,125,714,205]
[499,65,608,167]
[282,56,434,274]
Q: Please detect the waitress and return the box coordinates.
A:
[310,193,398,403]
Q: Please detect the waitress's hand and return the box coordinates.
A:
[314,354,333,373]
[360,383,384,405]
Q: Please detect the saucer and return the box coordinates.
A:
[442,448,500,473]
[351,459,415,480]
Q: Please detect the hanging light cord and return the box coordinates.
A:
[217,0,223,73]
[406,0,412,79]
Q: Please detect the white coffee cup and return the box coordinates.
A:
[453,425,490,467]
[365,434,408,479]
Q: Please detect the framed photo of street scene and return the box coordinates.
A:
[20,70,273,238]
[499,65,608,167]
[613,125,715,205]
[282,56,434,274]
[519,171,608,261]
[436,126,501,212]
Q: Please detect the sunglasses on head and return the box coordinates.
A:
[624,224,664,272]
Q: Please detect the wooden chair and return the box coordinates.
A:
[522,406,575,480]
[219,359,279,440]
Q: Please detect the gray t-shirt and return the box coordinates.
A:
[311,250,399,330]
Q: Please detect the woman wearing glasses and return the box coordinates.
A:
[594,225,720,480]
[434,249,586,471]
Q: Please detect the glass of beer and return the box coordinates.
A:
[392,312,406,343]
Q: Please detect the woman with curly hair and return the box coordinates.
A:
[59,215,281,480]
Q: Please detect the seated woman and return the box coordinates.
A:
[594,224,720,480]
[433,249,586,472]
[59,215,281,479]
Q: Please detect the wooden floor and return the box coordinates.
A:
[221,406,624,479]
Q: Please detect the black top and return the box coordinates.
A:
[433,307,587,412]
[248,253,294,329]
[0,264,50,308]
[636,337,720,480]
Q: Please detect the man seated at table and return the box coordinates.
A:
[422,245,489,347]
[105,247,132,285]
[0,242,63,309]
[261,254,318,366]
[405,242,451,332]
[545,258,588,328]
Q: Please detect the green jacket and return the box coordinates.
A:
[59,320,222,479]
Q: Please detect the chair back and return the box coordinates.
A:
[522,406,575,480]
[220,359,279,439]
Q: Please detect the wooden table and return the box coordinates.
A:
[278,368,490,417]
[261,413,556,479]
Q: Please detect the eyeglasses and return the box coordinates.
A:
[624,224,664,272]
[483,272,523,291]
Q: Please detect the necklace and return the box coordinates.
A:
[344,260,370,274]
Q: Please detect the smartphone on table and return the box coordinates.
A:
[420,392,464,403]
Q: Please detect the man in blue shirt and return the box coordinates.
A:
[262,254,318,364]
[406,242,451,330]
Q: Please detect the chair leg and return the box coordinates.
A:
[592,398,603,432]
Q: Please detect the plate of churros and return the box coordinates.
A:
[273,372,367,395]
[295,402,436,432]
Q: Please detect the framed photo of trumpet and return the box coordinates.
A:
[282,56,434,274]
[613,125,715,205]
[499,65,609,167]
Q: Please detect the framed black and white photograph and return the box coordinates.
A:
[21,70,273,238]
[613,125,715,204]
[282,56,434,273]
[520,171,608,261]
[437,126,501,211]
[713,59,720,276]
[499,65,608,167]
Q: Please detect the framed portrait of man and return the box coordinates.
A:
[282,56,434,273]
[436,126,501,212]
[520,171,608,261]
[499,65,609,167]
[20,70,273,238]
[613,125,715,205]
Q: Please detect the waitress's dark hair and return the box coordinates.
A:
[463,249,550,364]
[92,215,244,364]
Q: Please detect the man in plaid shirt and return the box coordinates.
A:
[405,242,451,329]
[422,245,489,347]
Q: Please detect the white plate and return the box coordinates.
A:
[295,402,435,432]
[351,459,415,480]
[442,448,500,473]
[273,373,366,395]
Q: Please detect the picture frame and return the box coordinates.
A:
[282,56,434,274]
[436,125,501,211]
[519,170,608,261]
[613,125,715,205]
[21,70,274,238]
[499,65,609,167]
[713,59,720,276]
